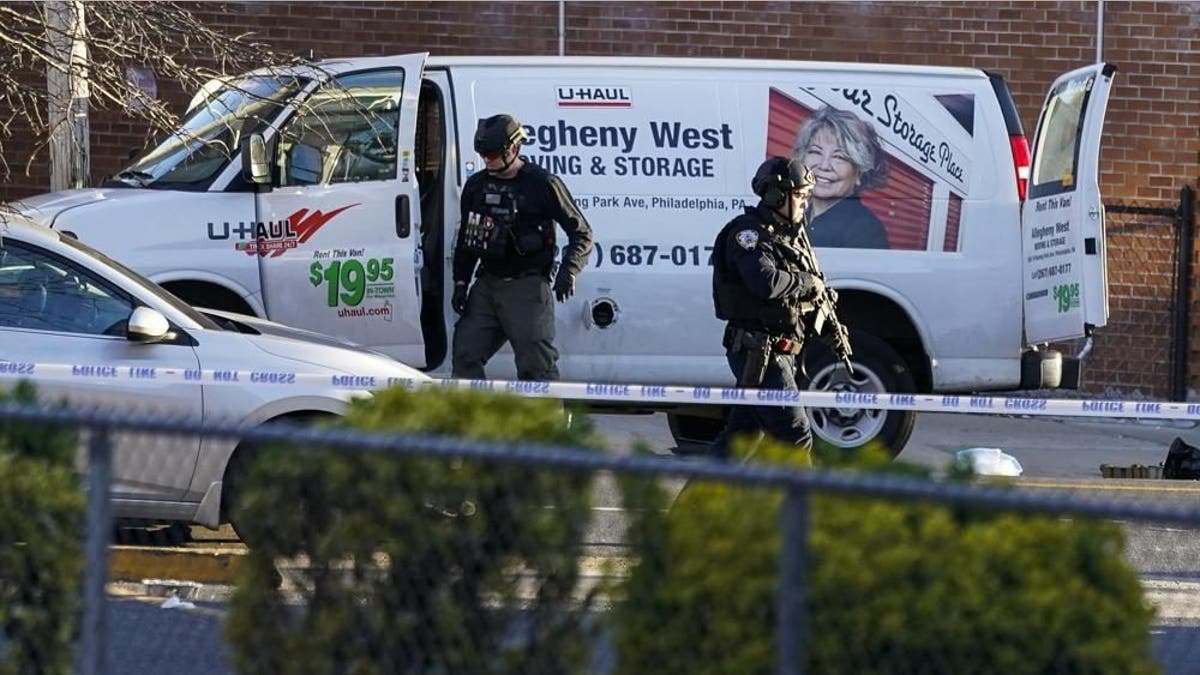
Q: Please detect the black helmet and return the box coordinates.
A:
[474,114,527,155]
[751,156,815,209]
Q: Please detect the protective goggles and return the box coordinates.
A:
[788,183,815,198]
[474,137,511,161]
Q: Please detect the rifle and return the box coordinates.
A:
[792,222,855,376]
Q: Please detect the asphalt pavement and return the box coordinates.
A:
[898,410,1200,478]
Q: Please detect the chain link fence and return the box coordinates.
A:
[1068,190,1194,400]
[4,395,1200,674]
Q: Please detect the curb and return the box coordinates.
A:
[1012,477,1200,492]
[109,545,247,585]
[106,546,1200,626]
[105,548,629,587]
[1143,580,1200,623]
[108,579,236,604]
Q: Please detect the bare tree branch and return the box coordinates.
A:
[0,1,306,179]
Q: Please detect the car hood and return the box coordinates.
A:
[14,188,176,227]
[200,308,378,354]
[198,309,426,381]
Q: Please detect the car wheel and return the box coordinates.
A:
[222,413,334,551]
[220,443,257,546]
[667,411,726,454]
[799,331,916,457]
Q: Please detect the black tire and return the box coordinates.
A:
[220,443,257,546]
[798,330,917,457]
[222,413,334,549]
[667,411,726,454]
[221,446,284,587]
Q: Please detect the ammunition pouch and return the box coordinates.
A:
[462,214,551,260]
[464,183,555,260]
[462,210,511,259]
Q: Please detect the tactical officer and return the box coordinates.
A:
[709,156,824,459]
[451,114,594,381]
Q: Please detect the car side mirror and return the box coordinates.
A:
[126,306,170,343]
[241,133,271,185]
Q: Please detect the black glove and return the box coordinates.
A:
[553,269,575,302]
[452,283,469,314]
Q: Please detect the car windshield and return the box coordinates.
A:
[109,75,305,191]
[56,233,222,330]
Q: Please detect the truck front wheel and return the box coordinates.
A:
[161,281,256,316]
[799,331,917,458]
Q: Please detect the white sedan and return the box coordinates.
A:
[0,214,428,529]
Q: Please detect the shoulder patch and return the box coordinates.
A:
[735,229,759,250]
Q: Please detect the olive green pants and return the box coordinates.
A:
[451,272,559,381]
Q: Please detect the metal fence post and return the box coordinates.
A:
[1170,184,1196,401]
[77,427,112,675]
[777,486,809,675]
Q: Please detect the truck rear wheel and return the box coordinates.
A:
[799,331,916,458]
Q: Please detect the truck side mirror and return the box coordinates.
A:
[242,133,271,185]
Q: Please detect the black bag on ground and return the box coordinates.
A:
[1163,437,1200,479]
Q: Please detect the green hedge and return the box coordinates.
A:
[0,382,83,675]
[225,387,600,674]
[613,438,1158,675]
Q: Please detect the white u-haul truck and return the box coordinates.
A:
[13,55,1115,453]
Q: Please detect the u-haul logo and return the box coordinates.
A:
[207,204,358,257]
[556,85,632,108]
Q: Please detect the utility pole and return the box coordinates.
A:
[45,1,90,191]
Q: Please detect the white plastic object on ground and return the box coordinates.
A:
[160,595,197,610]
[954,447,1023,477]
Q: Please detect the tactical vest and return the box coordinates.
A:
[711,217,801,335]
[461,177,553,261]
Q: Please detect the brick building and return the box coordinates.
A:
[3,1,1198,397]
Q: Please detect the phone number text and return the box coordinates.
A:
[593,243,713,268]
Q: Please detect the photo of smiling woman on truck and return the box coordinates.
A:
[793,105,890,249]
[766,86,977,252]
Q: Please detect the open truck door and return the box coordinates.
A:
[254,53,430,366]
[1022,63,1116,344]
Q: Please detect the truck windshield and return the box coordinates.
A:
[109,75,305,191]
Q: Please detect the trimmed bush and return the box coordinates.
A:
[613,438,1158,675]
[0,382,83,675]
[225,387,600,674]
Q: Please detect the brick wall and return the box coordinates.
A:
[4,0,1198,396]
[1078,210,1180,396]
